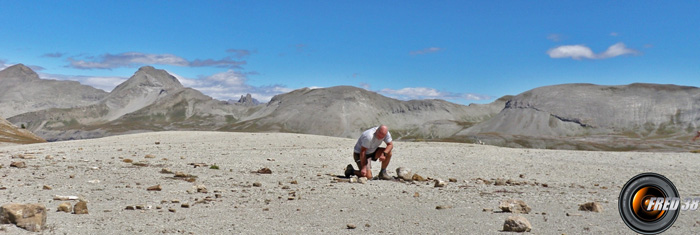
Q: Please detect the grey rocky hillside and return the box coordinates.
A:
[224,86,506,139]
[0,64,107,118]
[457,83,700,151]
[8,66,252,141]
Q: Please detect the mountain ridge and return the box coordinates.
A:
[0,64,108,118]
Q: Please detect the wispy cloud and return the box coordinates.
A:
[410,47,442,55]
[169,70,291,102]
[547,34,564,42]
[547,42,639,60]
[226,49,256,58]
[67,52,246,70]
[42,52,65,58]
[379,87,490,101]
[609,32,619,37]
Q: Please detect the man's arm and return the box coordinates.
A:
[384,142,393,154]
[360,147,368,176]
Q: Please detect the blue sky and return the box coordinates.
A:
[1,1,698,104]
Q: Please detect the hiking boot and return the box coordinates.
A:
[344,164,355,178]
[377,171,393,180]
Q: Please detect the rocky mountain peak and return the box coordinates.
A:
[0,64,40,82]
[102,66,185,121]
[119,66,184,90]
[236,93,260,106]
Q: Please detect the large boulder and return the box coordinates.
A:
[0,203,47,232]
[396,167,413,181]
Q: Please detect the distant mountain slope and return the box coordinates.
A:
[9,66,251,141]
[0,116,45,144]
[458,83,700,151]
[102,66,185,121]
[225,86,506,139]
[0,64,107,118]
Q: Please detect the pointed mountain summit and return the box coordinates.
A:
[110,66,184,93]
[103,66,185,120]
[0,64,40,82]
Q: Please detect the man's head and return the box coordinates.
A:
[375,125,388,140]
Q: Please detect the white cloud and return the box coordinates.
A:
[547,45,596,59]
[410,47,442,55]
[598,42,639,58]
[379,87,490,101]
[168,70,291,102]
[547,42,639,60]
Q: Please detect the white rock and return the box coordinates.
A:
[358,177,368,184]
[396,167,413,181]
[434,179,447,187]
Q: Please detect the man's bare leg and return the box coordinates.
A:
[376,148,393,180]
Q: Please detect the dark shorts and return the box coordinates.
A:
[353,151,379,169]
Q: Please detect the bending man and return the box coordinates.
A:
[345,125,394,180]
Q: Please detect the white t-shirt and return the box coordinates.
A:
[353,126,392,154]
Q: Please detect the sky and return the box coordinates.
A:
[0,1,698,104]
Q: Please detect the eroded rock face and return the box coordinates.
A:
[0,203,47,232]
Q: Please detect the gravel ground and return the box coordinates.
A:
[1,131,700,234]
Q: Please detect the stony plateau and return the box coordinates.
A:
[0,131,699,233]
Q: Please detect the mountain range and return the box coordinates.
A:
[4,64,503,142]
[2,64,699,151]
